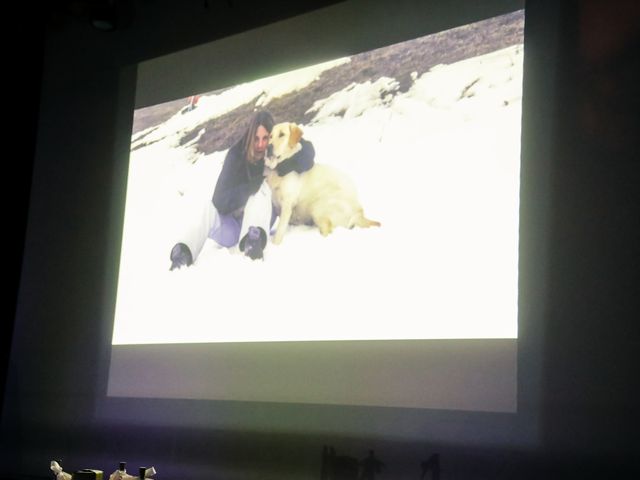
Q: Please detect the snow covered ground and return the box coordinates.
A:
[112,41,524,345]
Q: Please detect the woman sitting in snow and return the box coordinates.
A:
[169,110,315,266]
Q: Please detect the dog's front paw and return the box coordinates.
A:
[317,218,333,236]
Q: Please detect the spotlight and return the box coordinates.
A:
[91,1,117,31]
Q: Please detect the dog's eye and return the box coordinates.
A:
[279,132,285,138]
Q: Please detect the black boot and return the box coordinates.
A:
[239,226,267,260]
[170,242,193,270]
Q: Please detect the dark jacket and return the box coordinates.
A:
[212,138,315,215]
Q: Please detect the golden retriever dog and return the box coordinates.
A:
[264,122,380,244]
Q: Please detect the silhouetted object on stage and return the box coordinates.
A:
[51,460,64,480]
[321,445,360,480]
[420,454,440,480]
[360,450,384,480]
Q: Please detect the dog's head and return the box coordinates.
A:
[265,122,303,169]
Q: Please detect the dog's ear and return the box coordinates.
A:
[288,123,303,148]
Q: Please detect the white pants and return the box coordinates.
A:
[171,180,273,261]
[238,180,273,244]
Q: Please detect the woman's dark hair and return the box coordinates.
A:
[243,110,275,163]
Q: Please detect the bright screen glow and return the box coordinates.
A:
[108,10,524,412]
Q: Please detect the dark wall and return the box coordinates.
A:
[3,1,45,409]
[2,1,638,479]
[535,0,639,473]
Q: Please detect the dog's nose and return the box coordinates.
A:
[267,144,273,157]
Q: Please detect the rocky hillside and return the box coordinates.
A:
[131,11,524,156]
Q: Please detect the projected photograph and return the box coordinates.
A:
[113,11,524,346]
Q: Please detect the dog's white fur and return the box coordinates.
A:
[264,122,380,244]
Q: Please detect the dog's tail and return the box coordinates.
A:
[354,210,381,229]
